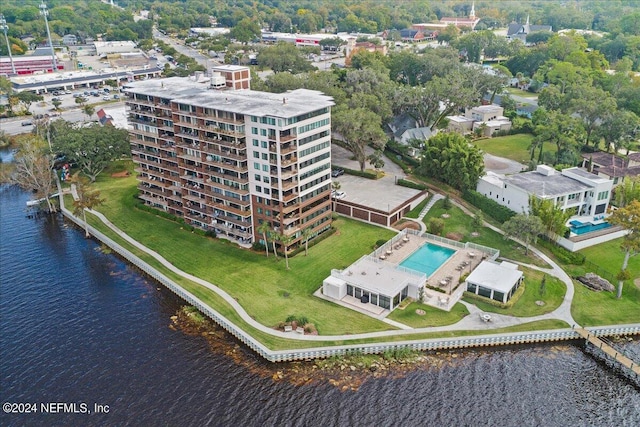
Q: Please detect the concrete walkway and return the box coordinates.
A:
[417,193,444,221]
[77,199,579,342]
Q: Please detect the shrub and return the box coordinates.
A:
[396,179,427,191]
[375,239,388,248]
[462,190,516,223]
[537,236,586,265]
[337,165,378,179]
[427,218,445,235]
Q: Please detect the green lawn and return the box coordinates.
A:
[423,200,548,267]
[504,87,538,98]
[404,195,431,219]
[567,238,640,326]
[463,267,566,317]
[387,301,469,328]
[88,167,397,336]
[474,133,557,165]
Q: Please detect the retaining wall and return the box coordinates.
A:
[60,206,640,363]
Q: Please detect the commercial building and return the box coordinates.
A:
[477,165,614,218]
[125,67,335,249]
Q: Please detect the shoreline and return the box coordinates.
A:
[58,202,640,363]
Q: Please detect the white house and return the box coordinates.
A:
[466,260,523,303]
[447,105,511,137]
[476,165,614,217]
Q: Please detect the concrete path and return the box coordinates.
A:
[417,193,444,222]
[77,199,579,341]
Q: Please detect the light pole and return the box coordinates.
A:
[39,1,58,72]
[0,15,16,74]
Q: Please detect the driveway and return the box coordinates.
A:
[331,144,407,182]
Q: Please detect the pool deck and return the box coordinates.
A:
[380,235,487,295]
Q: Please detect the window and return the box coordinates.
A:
[255,174,261,181]
[260,129,267,136]
[251,127,258,135]
[254,162,260,170]
[262,153,268,160]
[261,141,268,148]
[253,151,260,158]
[568,193,578,200]
[378,295,390,310]
[256,185,262,192]
[262,165,269,172]
[252,139,259,146]
[597,191,609,201]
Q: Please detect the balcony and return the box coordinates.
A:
[279,133,296,143]
[210,201,251,218]
[214,213,252,228]
[282,191,298,203]
[205,170,249,186]
[280,144,297,155]
[203,187,250,206]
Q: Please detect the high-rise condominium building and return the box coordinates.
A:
[125,67,334,250]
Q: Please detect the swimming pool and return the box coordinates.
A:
[569,220,612,235]
[400,243,456,277]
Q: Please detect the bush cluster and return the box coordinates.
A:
[462,190,516,223]
[396,179,427,191]
[537,236,586,265]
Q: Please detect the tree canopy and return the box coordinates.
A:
[418,132,484,191]
[332,106,386,171]
[50,122,129,182]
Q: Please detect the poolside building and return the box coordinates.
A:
[323,256,425,311]
[125,68,335,249]
[465,260,523,303]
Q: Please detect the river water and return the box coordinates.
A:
[1,150,639,426]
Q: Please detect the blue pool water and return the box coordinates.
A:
[569,220,612,235]
[400,243,456,277]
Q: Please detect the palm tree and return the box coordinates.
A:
[270,229,280,260]
[257,221,270,257]
[70,175,105,237]
[279,233,293,269]
[301,227,313,256]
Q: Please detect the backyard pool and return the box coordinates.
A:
[400,243,456,277]
[569,220,612,235]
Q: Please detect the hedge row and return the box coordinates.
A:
[339,166,378,180]
[396,179,427,191]
[537,235,586,265]
[462,190,516,223]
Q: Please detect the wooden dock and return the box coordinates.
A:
[575,327,640,375]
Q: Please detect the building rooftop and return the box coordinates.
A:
[466,261,522,294]
[126,77,335,118]
[333,257,424,297]
[504,169,593,197]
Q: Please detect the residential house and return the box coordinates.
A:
[506,16,552,44]
[476,165,614,218]
[447,105,512,137]
[581,151,640,186]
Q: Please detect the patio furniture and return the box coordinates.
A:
[379,255,386,260]
[440,280,448,286]
[284,325,293,332]
[296,327,305,334]
[469,252,476,258]
[481,314,492,322]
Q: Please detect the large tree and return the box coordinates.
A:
[332,106,386,171]
[16,92,43,114]
[607,200,640,299]
[258,42,316,74]
[502,214,544,255]
[8,135,57,213]
[229,18,260,44]
[51,122,129,182]
[418,132,484,191]
[532,109,584,165]
[567,86,617,147]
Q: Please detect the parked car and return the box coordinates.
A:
[332,191,346,200]
[103,95,111,101]
[113,94,120,100]
[331,168,344,177]
[21,120,33,126]
[51,97,62,102]
[64,90,72,94]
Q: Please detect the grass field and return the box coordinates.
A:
[423,199,548,266]
[567,238,640,326]
[474,133,557,165]
[463,267,566,317]
[387,301,469,328]
[90,170,405,335]
[504,87,538,98]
